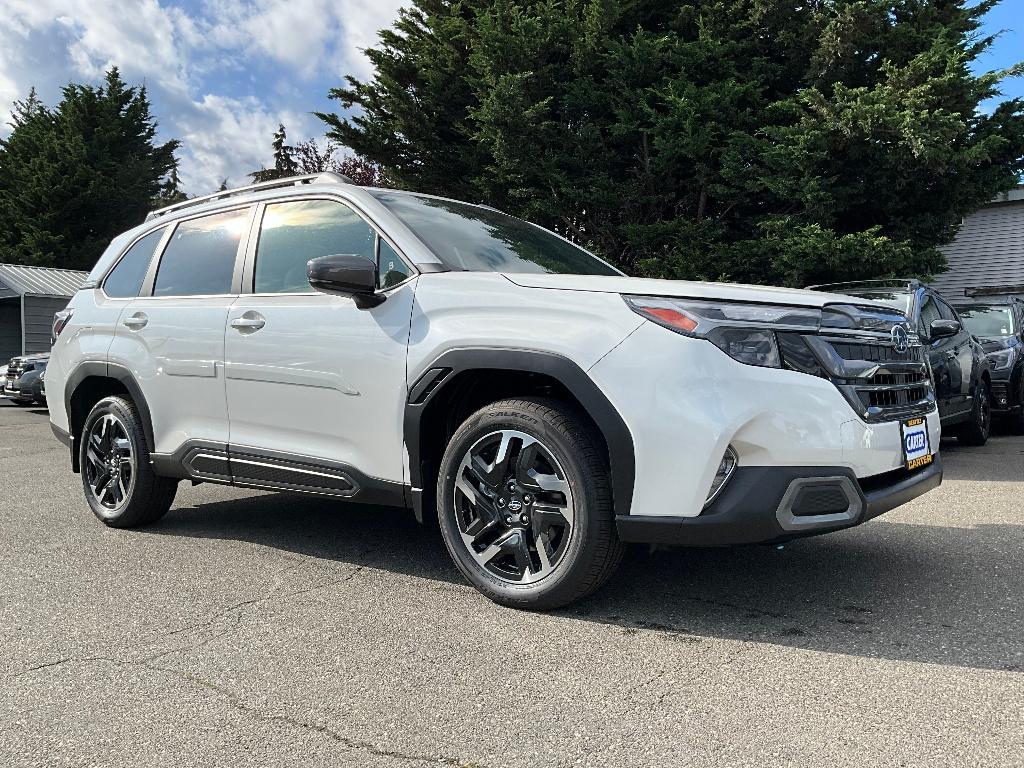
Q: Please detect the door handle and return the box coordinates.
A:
[122,312,148,330]
[230,312,266,332]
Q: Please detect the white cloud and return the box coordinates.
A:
[0,0,404,194]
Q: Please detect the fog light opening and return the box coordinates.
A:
[704,446,738,507]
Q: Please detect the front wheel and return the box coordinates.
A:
[437,397,624,610]
[958,383,991,446]
[80,396,178,527]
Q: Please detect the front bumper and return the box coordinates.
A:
[616,455,942,546]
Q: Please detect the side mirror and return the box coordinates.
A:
[308,254,384,308]
[929,319,960,339]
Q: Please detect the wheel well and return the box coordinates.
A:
[68,376,132,472]
[414,369,608,524]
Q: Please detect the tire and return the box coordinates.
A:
[80,396,178,528]
[958,382,992,446]
[436,397,624,610]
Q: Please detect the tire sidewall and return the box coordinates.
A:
[975,383,991,440]
[80,397,141,524]
[437,403,603,606]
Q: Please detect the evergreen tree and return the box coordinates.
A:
[250,123,298,182]
[320,0,1024,286]
[0,68,179,269]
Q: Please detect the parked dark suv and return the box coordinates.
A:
[956,295,1024,432]
[3,354,49,406]
[809,280,992,445]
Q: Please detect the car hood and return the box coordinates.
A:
[502,273,888,309]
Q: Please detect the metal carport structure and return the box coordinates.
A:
[0,264,87,364]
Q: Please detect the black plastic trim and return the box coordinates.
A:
[615,456,942,547]
[404,348,635,517]
[64,361,157,471]
[150,440,408,506]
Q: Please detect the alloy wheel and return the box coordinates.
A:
[453,429,575,585]
[84,413,135,511]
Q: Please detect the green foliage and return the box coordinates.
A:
[0,68,181,270]
[250,123,299,182]
[320,0,1024,286]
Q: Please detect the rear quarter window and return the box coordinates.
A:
[104,228,165,298]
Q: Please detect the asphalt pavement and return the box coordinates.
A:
[1,398,1022,767]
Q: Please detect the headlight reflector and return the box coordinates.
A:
[624,295,821,368]
[988,348,1015,371]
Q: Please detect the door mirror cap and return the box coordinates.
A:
[929,319,960,339]
[307,254,384,308]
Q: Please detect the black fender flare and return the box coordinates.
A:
[404,348,635,517]
[65,362,156,470]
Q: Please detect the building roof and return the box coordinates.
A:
[0,263,87,298]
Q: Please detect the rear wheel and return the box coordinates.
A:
[80,396,178,527]
[437,398,623,610]
[958,383,991,446]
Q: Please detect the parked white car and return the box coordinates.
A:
[46,173,942,608]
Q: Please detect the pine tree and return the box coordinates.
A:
[319,0,1024,286]
[0,68,180,269]
[250,124,298,182]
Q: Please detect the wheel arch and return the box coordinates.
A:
[65,362,155,472]
[405,348,635,523]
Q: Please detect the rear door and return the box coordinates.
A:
[108,206,252,458]
[223,196,417,491]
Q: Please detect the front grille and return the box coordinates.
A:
[991,381,1010,408]
[779,331,935,423]
[830,342,916,364]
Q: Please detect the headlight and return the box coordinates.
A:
[988,348,1016,371]
[623,295,820,368]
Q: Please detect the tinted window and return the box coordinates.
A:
[378,239,413,289]
[255,199,376,293]
[919,294,941,335]
[154,209,248,296]
[105,228,164,298]
[845,290,914,316]
[370,191,620,276]
[936,298,958,322]
[959,305,1015,338]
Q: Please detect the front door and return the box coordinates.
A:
[919,293,958,418]
[224,197,416,490]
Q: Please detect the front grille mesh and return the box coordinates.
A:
[780,332,934,423]
[830,342,916,363]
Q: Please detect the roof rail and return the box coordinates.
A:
[806,278,921,292]
[146,172,354,221]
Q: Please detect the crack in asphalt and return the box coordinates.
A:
[11,654,493,767]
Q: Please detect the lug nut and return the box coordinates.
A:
[520,514,530,525]
[523,494,533,505]
[505,515,513,524]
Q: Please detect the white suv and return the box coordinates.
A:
[47,172,942,609]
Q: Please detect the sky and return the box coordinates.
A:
[0,0,1021,196]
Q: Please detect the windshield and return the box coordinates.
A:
[370,191,620,276]
[842,290,914,316]
[958,305,1015,338]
